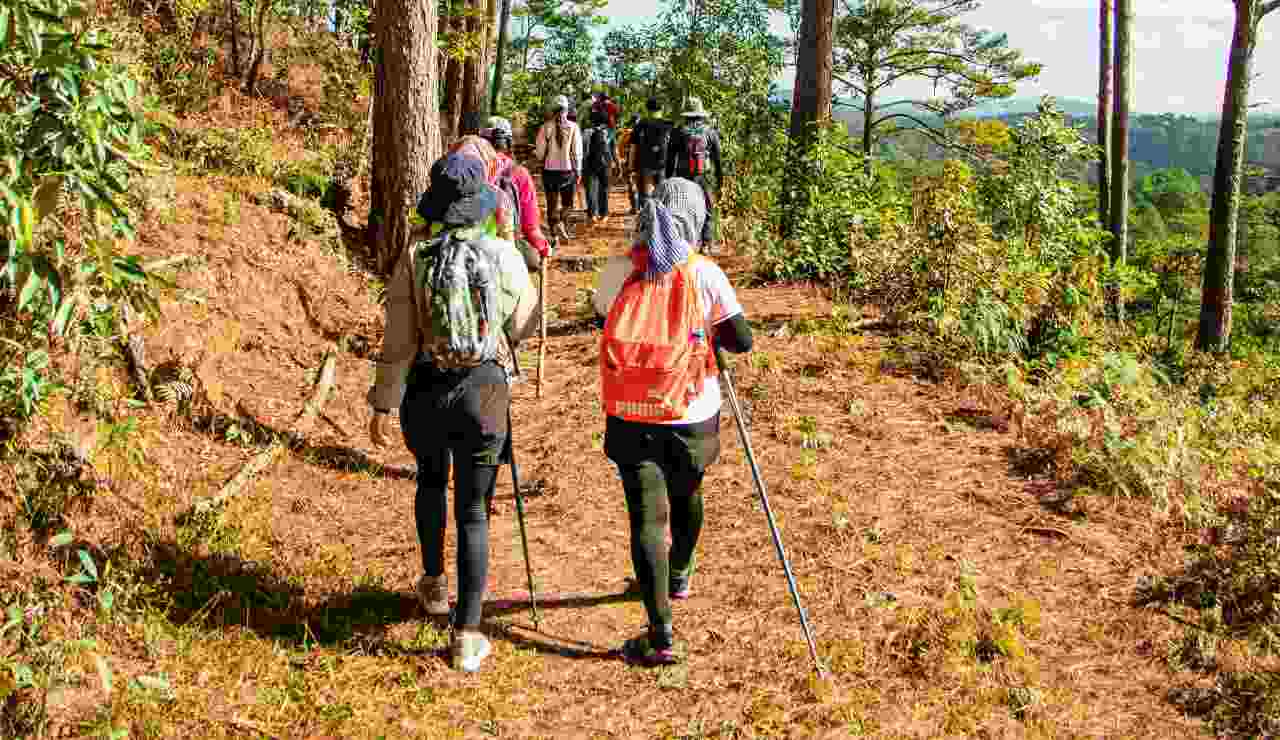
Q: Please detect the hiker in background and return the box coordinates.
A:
[368,153,538,673]
[534,95,582,241]
[616,114,640,214]
[481,116,552,270]
[598,194,753,666]
[582,110,615,225]
[632,98,671,210]
[666,97,723,250]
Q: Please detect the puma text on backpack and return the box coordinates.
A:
[684,127,709,177]
[413,233,503,369]
[600,256,715,423]
[636,120,670,171]
[587,126,612,171]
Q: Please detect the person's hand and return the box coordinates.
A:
[369,411,393,448]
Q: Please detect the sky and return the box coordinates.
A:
[596,0,1280,115]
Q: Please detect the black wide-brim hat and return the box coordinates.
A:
[416,153,499,227]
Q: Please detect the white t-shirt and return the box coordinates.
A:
[598,256,744,425]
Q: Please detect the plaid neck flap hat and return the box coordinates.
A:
[631,199,691,280]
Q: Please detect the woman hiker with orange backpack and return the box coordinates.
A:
[598,193,753,665]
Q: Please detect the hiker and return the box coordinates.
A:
[631,98,671,209]
[616,115,640,213]
[481,116,552,270]
[598,195,753,666]
[582,110,615,224]
[665,97,723,249]
[446,134,517,244]
[368,152,539,673]
[534,95,583,241]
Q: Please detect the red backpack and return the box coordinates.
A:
[600,256,716,423]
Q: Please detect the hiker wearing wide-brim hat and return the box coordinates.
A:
[597,195,754,667]
[535,94,583,242]
[666,96,724,251]
[368,152,539,674]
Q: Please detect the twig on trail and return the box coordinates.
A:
[141,254,199,272]
[1020,525,1072,539]
[191,347,338,516]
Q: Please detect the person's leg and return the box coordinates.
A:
[695,175,715,246]
[449,366,509,633]
[618,460,672,632]
[599,167,611,217]
[542,173,560,230]
[400,366,455,614]
[584,170,601,219]
[664,420,719,598]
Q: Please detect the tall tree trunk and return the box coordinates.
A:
[1108,0,1132,321]
[1197,0,1279,351]
[370,0,441,274]
[242,0,271,94]
[227,0,241,77]
[788,0,835,152]
[459,0,486,133]
[861,90,874,176]
[490,0,512,112]
[1097,0,1112,228]
[443,55,464,141]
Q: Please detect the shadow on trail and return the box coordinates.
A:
[128,537,637,660]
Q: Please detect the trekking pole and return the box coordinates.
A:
[505,409,541,629]
[537,252,548,399]
[715,347,825,679]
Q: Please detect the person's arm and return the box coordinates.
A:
[574,124,584,178]
[367,247,419,412]
[714,313,752,353]
[711,129,724,189]
[513,167,549,255]
[499,245,538,344]
[534,123,547,162]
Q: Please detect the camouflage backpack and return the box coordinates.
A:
[413,231,502,369]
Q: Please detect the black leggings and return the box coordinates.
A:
[542,170,576,227]
[604,415,718,629]
[401,362,509,630]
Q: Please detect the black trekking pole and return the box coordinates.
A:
[716,347,826,679]
[501,337,541,630]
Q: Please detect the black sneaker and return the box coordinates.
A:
[670,572,692,600]
[622,624,678,666]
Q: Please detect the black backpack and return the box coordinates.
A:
[635,119,670,171]
[682,126,710,177]
[587,126,612,170]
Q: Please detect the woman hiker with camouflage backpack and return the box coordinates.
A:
[368,152,538,673]
[598,193,753,665]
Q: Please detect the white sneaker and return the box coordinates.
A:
[417,574,449,617]
[452,631,492,673]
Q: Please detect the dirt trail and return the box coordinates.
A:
[102,176,1201,738]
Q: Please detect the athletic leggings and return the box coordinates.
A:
[401,361,509,630]
[604,415,719,629]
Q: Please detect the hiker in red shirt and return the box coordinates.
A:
[481,116,552,270]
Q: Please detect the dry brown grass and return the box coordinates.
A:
[2,124,1224,738]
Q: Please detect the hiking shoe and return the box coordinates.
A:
[417,574,450,617]
[451,631,492,673]
[622,625,678,667]
[555,222,571,240]
[670,572,692,600]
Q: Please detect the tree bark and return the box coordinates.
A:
[241,0,271,94]
[370,0,442,274]
[490,0,512,112]
[1108,0,1132,321]
[788,0,835,152]
[1097,0,1112,228]
[227,0,241,77]
[460,0,487,134]
[1197,0,1276,351]
[443,48,464,141]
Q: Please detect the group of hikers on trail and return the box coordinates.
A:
[533,92,723,250]
[366,93,752,673]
